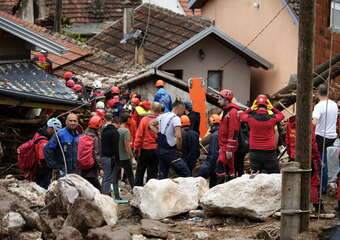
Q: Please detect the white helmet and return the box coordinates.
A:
[93,80,102,89]
[96,101,105,109]
[47,118,62,132]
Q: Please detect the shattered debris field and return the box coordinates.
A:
[0,175,338,240]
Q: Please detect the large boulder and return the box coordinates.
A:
[131,177,209,220]
[46,174,118,226]
[141,219,168,239]
[2,212,26,232]
[200,174,281,220]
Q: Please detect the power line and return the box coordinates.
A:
[139,0,152,49]
[218,2,288,70]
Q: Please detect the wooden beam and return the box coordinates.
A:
[0,96,80,111]
[0,118,43,124]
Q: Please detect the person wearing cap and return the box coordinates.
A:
[194,114,220,188]
[180,115,200,173]
[93,101,106,128]
[32,49,53,73]
[216,89,241,184]
[64,72,74,81]
[34,118,62,189]
[184,101,201,135]
[154,80,173,113]
[240,94,284,174]
[79,116,102,191]
[134,102,163,186]
[44,113,80,176]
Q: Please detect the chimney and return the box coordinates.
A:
[123,8,134,36]
[135,45,145,65]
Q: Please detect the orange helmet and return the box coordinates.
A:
[72,84,82,92]
[209,114,221,124]
[180,115,190,127]
[155,80,165,87]
[64,72,73,80]
[66,79,75,87]
[131,97,140,105]
[219,89,233,101]
[256,94,269,107]
[111,86,120,94]
[88,116,102,129]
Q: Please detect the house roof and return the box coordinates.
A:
[151,26,273,70]
[45,0,142,24]
[188,0,208,9]
[0,12,68,55]
[0,61,81,106]
[0,0,19,14]
[179,0,202,16]
[87,3,212,64]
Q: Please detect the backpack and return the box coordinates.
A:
[17,135,46,170]
[77,135,95,170]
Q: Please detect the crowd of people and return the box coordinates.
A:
[18,75,340,210]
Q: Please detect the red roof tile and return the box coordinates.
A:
[87,4,211,64]
[178,0,201,16]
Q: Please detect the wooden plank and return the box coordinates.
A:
[0,118,43,124]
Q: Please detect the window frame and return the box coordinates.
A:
[330,0,340,30]
[207,70,223,91]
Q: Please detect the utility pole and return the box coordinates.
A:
[54,0,62,32]
[296,0,315,232]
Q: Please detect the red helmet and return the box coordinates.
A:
[256,94,269,107]
[66,79,75,87]
[131,97,140,105]
[219,89,233,101]
[72,84,82,92]
[180,115,191,127]
[111,86,120,94]
[88,116,102,129]
[64,72,73,80]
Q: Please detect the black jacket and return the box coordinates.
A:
[188,111,201,135]
[101,124,120,161]
[182,129,200,169]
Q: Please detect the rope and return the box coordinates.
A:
[138,0,151,50]
[317,33,334,221]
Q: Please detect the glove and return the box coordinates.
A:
[266,99,273,110]
[251,99,258,111]
[225,151,232,159]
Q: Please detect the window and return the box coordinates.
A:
[164,70,183,79]
[331,0,340,30]
[207,70,223,91]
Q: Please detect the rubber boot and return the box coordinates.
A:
[113,184,128,204]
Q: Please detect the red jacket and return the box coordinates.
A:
[134,115,158,150]
[240,107,284,151]
[285,116,320,171]
[132,102,152,126]
[126,117,137,149]
[218,103,240,152]
[33,133,48,165]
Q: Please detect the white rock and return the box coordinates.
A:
[194,231,209,240]
[132,234,147,240]
[19,231,43,240]
[131,177,209,220]
[3,212,26,231]
[46,174,118,226]
[8,181,46,207]
[200,174,282,220]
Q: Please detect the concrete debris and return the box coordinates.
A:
[87,226,131,240]
[194,231,209,240]
[141,219,169,239]
[189,210,205,218]
[132,234,147,240]
[131,177,209,219]
[200,174,282,220]
[19,231,43,240]
[2,212,26,232]
[56,226,84,240]
[7,180,46,207]
[46,174,118,226]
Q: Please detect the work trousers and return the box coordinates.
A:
[249,150,280,174]
[35,165,52,190]
[100,156,113,195]
[195,161,217,188]
[113,159,135,188]
[135,149,159,186]
[316,135,336,194]
[156,148,190,179]
[216,150,235,177]
[234,151,245,177]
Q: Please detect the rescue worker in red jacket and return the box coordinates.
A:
[217,89,240,183]
[240,95,284,174]
[286,116,323,212]
[132,101,152,127]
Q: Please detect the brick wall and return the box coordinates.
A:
[314,0,340,100]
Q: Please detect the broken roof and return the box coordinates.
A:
[0,62,81,106]
[87,3,212,63]
[45,0,142,24]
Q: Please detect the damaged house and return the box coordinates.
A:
[0,11,84,165]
